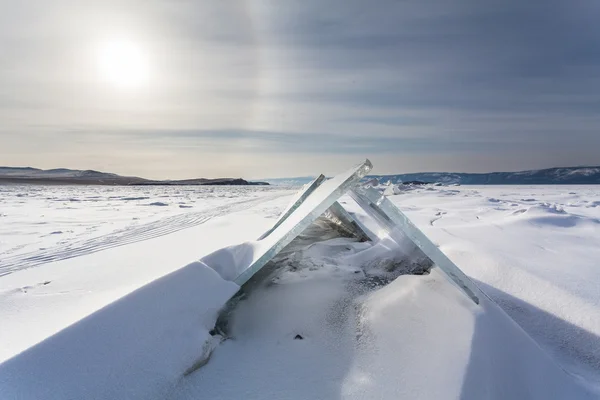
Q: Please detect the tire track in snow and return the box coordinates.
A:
[0,194,284,276]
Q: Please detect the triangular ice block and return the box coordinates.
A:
[201,160,373,286]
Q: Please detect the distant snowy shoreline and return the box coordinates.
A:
[264,166,600,186]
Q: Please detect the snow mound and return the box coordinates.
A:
[511,204,600,229]
[0,261,239,400]
[172,264,594,400]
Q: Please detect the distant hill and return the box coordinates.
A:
[264,166,600,186]
[0,167,268,186]
[370,166,600,185]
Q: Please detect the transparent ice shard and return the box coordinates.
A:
[233,160,373,285]
[349,186,481,304]
[258,174,326,240]
[322,201,372,242]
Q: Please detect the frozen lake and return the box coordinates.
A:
[0,185,293,275]
[1,184,599,399]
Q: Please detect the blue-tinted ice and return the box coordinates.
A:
[349,186,481,304]
[258,174,325,240]
[233,160,373,285]
[203,158,480,305]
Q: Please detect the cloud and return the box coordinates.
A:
[0,0,599,177]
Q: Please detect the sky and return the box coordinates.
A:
[1,0,599,179]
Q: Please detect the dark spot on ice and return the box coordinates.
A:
[122,196,150,201]
[147,202,168,206]
[42,281,51,285]
[413,269,430,276]
[179,205,193,208]
[294,334,304,340]
[50,231,63,235]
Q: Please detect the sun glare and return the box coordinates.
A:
[96,39,150,90]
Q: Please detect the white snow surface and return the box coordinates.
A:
[0,185,286,272]
[389,185,600,389]
[0,184,599,399]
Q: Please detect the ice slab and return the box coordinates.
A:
[200,159,478,304]
[349,186,481,304]
[323,201,371,242]
[258,174,325,240]
[259,173,370,242]
[231,160,372,285]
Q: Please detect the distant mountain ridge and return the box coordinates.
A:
[264,166,600,186]
[370,166,600,185]
[0,167,268,186]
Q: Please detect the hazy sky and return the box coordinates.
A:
[1,0,599,179]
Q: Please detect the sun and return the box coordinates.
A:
[96,39,150,90]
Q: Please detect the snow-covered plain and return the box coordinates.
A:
[0,185,294,361]
[1,184,599,399]
[0,185,290,272]
[390,185,600,388]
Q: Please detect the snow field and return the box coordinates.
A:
[0,184,599,399]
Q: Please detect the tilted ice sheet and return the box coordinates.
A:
[322,201,371,242]
[201,160,373,286]
[349,186,481,304]
[258,175,325,240]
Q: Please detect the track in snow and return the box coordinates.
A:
[0,194,284,276]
